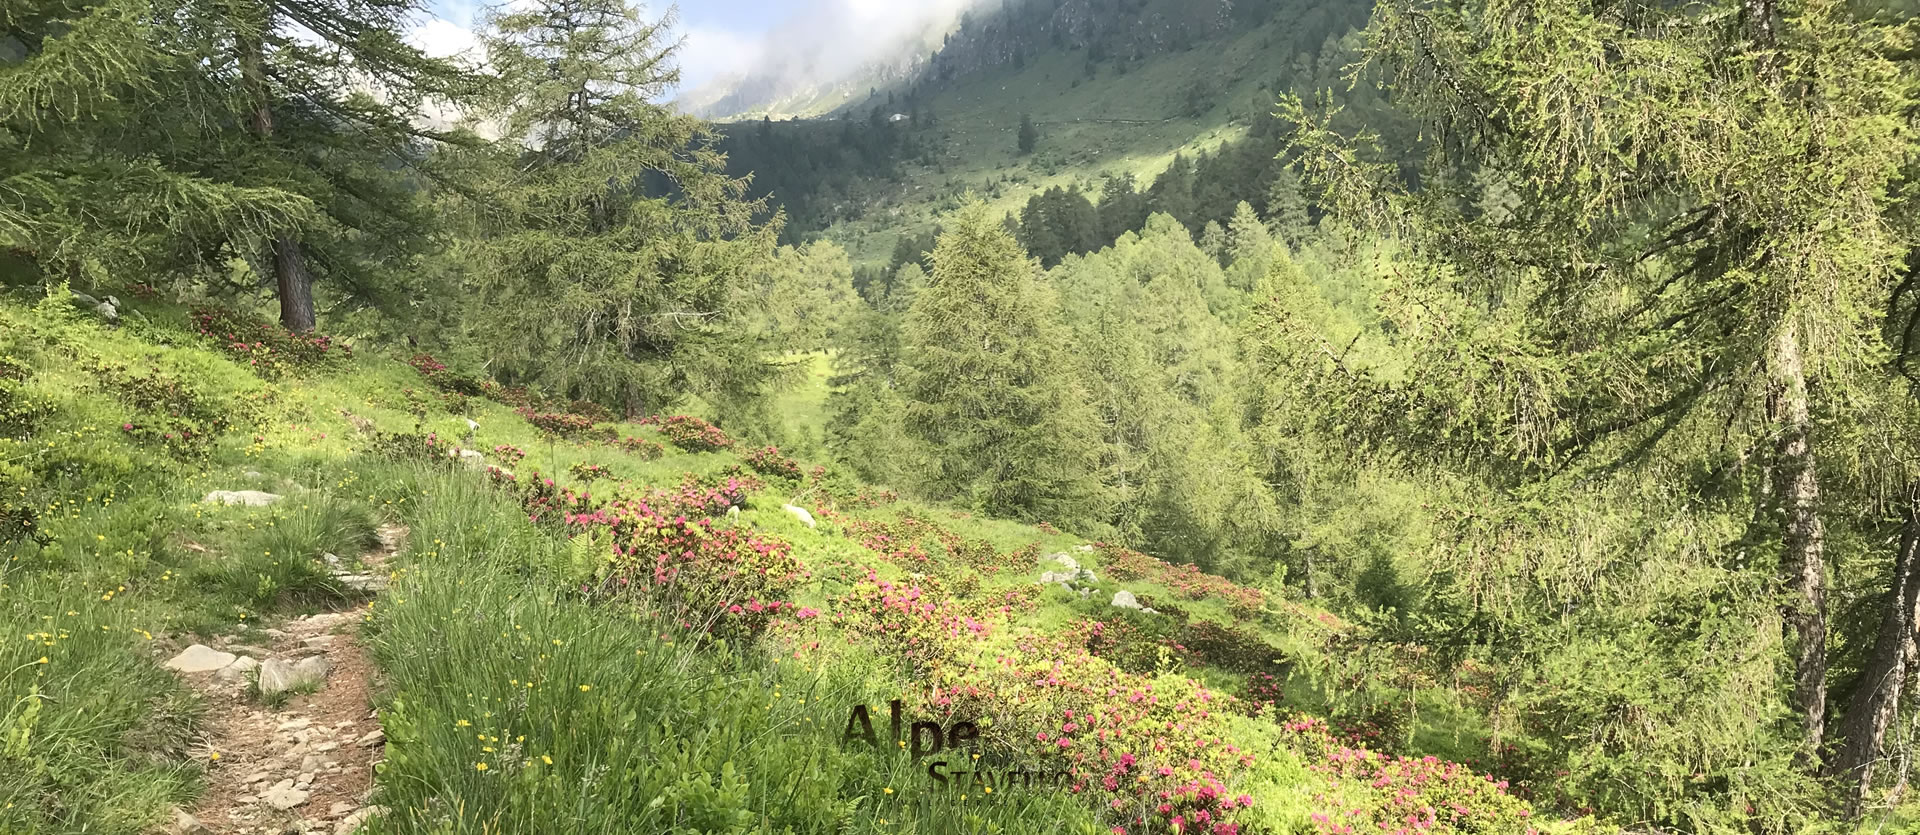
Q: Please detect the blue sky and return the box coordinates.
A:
[406,0,972,96]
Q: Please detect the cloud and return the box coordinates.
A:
[676,24,766,90]
[407,17,481,60]
[673,0,984,115]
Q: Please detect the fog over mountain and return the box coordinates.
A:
[675,0,981,119]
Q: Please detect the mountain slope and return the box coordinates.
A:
[1,289,1595,834]
[717,0,1372,266]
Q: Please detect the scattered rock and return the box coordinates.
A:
[1038,567,1098,587]
[264,780,311,810]
[1075,544,1095,552]
[457,449,486,469]
[327,801,358,817]
[1047,552,1079,571]
[258,656,331,698]
[332,572,388,592]
[203,490,282,507]
[169,807,209,834]
[1141,607,1159,615]
[783,504,816,529]
[726,505,740,525]
[278,717,313,732]
[1111,590,1143,610]
[355,729,384,747]
[165,645,238,674]
[216,655,262,683]
[334,806,387,835]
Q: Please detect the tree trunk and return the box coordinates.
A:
[1827,481,1920,817]
[239,10,317,333]
[272,236,316,332]
[1768,321,1829,762]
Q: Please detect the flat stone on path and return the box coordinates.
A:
[165,645,237,673]
[203,490,282,507]
[258,656,331,698]
[263,780,310,810]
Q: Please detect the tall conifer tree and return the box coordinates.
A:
[900,201,1109,529]
[466,0,775,418]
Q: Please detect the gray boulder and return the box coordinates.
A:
[215,655,261,683]
[204,490,282,507]
[1111,590,1143,610]
[258,656,331,698]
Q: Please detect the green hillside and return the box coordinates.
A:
[11,0,1920,829]
[0,294,1591,834]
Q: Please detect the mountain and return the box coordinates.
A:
[710,0,1376,265]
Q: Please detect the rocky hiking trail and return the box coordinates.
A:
[159,521,405,835]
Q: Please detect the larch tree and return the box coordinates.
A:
[900,200,1110,531]
[466,0,776,419]
[1,0,466,328]
[1284,0,1920,822]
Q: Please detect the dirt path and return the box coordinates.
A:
[161,523,405,835]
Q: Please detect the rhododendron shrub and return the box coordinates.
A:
[91,359,233,459]
[486,464,806,642]
[1064,618,1166,675]
[516,407,595,437]
[744,445,803,480]
[574,501,806,642]
[646,414,733,451]
[614,436,665,459]
[192,307,350,378]
[493,444,527,465]
[834,576,990,678]
[568,462,612,481]
[1096,544,1265,615]
[406,353,486,396]
[1277,716,1573,835]
[365,430,461,465]
[825,570,1261,834]
[1171,621,1287,676]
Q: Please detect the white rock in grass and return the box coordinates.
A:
[458,449,486,469]
[165,645,237,673]
[783,504,816,529]
[203,490,282,507]
[1111,590,1143,610]
[1048,552,1079,571]
[259,656,331,697]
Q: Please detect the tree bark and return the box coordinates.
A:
[239,8,317,332]
[1768,321,1829,762]
[1828,481,1920,818]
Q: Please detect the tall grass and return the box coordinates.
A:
[362,463,1103,834]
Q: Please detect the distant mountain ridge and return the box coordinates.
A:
[687,0,1337,120]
